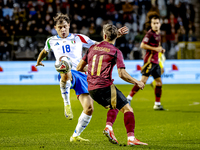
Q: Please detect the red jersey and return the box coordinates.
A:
[82,41,125,91]
[142,29,161,64]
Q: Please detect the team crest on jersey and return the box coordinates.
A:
[71,40,76,44]
[143,37,149,42]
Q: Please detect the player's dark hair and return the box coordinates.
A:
[144,11,160,30]
[103,24,118,41]
[53,13,70,25]
[150,14,160,21]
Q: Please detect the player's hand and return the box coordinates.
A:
[136,81,145,90]
[156,46,163,52]
[117,26,129,38]
[36,62,44,67]
[161,48,165,53]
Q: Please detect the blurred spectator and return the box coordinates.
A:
[177,25,187,41]
[157,0,167,17]
[0,0,198,60]
[106,0,116,20]
[130,31,145,60]
[2,5,13,19]
[122,0,133,13]
[60,0,70,14]
[0,41,9,60]
[188,29,197,42]
[80,26,89,36]
[88,23,96,36]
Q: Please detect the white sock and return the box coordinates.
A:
[72,112,92,137]
[106,125,113,131]
[60,80,71,106]
[155,102,161,105]
[128,136,135,141]
[127,95,132,101]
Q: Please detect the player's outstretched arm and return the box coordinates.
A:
[77,59,87,72]
[118,68,144,90]
[94,26,129,45]
[140,42,163,52]
[36,49,48,67]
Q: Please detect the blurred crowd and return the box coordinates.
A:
[0,0,198,60]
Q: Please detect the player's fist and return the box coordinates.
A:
[161,48,165,53]
[136,81,145,90]
[117,26,129,38]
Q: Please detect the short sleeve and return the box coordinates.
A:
[142,31,152,44]
[77,34,96,48]
[44,37,52,52]
[116,49,125,69]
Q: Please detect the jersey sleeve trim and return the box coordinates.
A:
[47,38,52,50]
[77,35,88,44]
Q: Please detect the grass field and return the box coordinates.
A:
[0,84,200,150]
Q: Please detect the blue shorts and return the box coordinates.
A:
[58,70,89,96]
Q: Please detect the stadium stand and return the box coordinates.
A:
[0,0,199,60]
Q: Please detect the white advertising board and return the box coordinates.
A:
[0,60,200,85]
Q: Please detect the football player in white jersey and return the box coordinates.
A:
[36,13,128,142]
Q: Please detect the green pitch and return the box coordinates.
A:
[0,84,200,150]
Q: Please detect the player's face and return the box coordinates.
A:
[151,18,161,32]
[54,20,70,38]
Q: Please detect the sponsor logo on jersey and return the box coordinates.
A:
[55,42,60,46]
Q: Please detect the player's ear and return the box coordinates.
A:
[104,34,106,40]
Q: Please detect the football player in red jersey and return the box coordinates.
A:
[77,24,148,146]
[126,13,166,110]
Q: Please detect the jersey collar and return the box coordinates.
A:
[57,33,71,39]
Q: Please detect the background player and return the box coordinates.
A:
[77,24,148,146]
[126,13,166,110]
[36,13,129,142]
[151,52,166,88]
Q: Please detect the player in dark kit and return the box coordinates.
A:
[77,24,148,146]
[126,14,166,110]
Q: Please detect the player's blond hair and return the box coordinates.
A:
[53,13,70,25]
[103,24,118,41]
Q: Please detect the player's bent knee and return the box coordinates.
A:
[120,104,133,114]
[156,81,162,86]
[84,105,93,116]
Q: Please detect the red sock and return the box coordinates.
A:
[124,111,135,136]
[155,86,162,103]
[129,85,140,97]
[106,109,119,126]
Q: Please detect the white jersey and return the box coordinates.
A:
[44,33,96,70]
